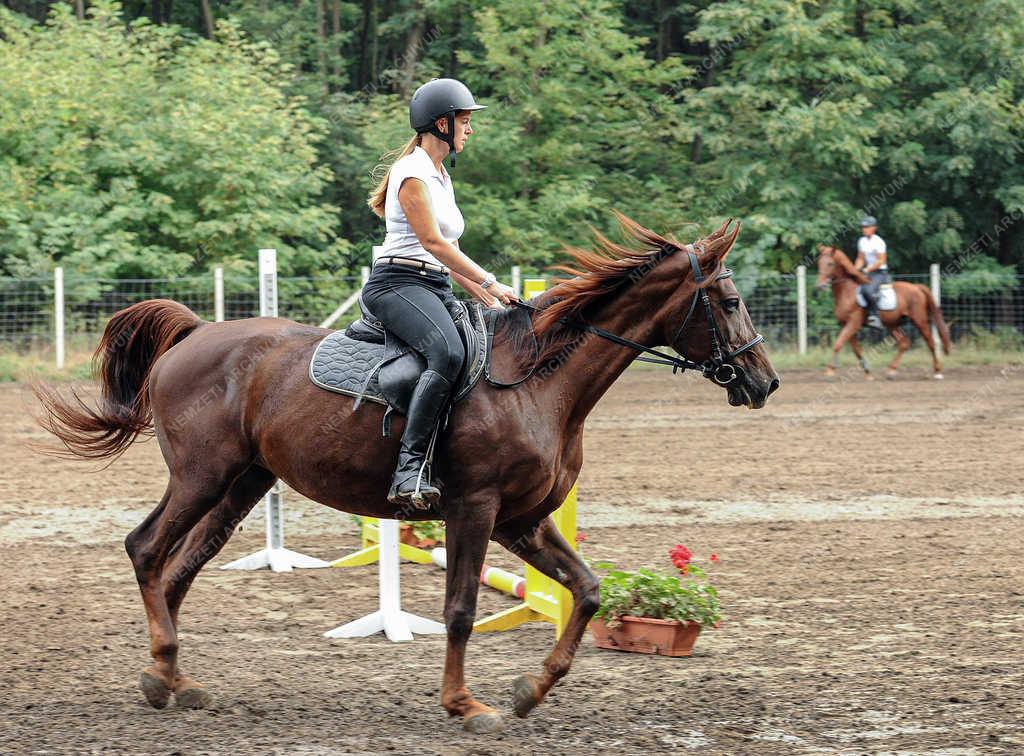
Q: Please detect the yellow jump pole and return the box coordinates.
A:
[330,517,435,567]
[473,485,578,639]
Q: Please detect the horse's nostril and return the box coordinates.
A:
[767,378,780,396]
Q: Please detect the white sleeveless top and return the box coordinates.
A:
[375,146,464,266]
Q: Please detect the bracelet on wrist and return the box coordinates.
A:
[480,272,496,289]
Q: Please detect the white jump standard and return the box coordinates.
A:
[324,519,445,642]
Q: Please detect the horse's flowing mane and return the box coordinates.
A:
[493,211,740,372]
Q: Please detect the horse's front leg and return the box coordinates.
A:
[440,494,503,733]
[849,334,872,376]
[826,318,864,378]
[494,517,600,719]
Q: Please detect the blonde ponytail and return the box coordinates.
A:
[367,133,423,218]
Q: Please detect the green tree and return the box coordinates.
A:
[0,0,343,278]
[453,0,692,269]
[685,0,1024,271]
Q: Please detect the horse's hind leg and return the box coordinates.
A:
[887,325,911,376]
[493,517,600,719]
[908,310,943,377]
[158,464,276,708]
[126,463,245,709]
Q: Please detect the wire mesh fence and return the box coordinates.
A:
[768,271,1024,348]
[0,271,364,357]
[1,268,1022,357]
[0,276,52,349]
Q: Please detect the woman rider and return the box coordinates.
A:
[363,78,519,507]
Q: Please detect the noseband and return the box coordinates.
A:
[510,244,765,387]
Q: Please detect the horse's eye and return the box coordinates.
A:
[723,299,740,313]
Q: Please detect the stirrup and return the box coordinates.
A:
[387,475,440,509]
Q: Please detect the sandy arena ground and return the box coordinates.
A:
[1,362,1022,755]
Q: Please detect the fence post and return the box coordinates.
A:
[929,263,941,346]
[220,248,328,573]
[214,266,224,322]
[54,266,65,370]
[361,266,370,285]
[511,265,521,297]
[796,265,807,355]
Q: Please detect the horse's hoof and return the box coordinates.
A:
[886,369,898,380]
[463,710,505,734]
[139,669,172,710]
[864,373,875,381]
[174,677,213,709]
[933,372,944,380]
[511,674,542,719]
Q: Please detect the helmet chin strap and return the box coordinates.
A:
[426,113,457,167]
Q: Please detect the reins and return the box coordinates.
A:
[485,244,764,388]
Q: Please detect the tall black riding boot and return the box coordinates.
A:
[387,369,454,509]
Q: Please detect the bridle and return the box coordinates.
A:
[503,243,764,387]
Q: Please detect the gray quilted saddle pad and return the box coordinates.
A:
[308,331,388,405]
[308,299,489,415]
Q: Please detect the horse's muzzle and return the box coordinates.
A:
[726,373,779,409]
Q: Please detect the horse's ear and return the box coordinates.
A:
[705,219,732,243]
[707,219,740,263]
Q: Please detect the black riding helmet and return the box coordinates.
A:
[409,78,486,167]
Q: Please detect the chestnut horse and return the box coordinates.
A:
[816,245,951,379]
[35,214,778,735]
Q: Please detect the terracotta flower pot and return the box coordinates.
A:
[398,523,438,548]
[590,616,702,657]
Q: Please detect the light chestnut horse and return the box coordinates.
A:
[34,214,778,735]
[816,245,951,379]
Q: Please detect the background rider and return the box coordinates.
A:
[854,215,890,330]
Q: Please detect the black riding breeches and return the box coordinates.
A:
[360,263,465,383]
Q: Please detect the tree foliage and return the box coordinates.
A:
[1,0,1022,280]
[0,0,342,278]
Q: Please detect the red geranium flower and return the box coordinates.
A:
[710,553,720,563]
[669,544,692,562]
[575,532,587,544]
[669,544,693,574]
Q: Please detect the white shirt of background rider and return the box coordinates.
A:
[857,233,888,271]
[377,146,465,266]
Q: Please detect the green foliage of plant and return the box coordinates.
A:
[0,0,344,280]
[593,551,722,629]
[346,515,445,543]
[684,0,1024,271]
[3,0,1024,286]
[408,519,445,543]
[958,325,1024,352]
[943,256,1019,297]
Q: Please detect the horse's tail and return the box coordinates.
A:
[923,285,952,355]
[33,299,204,462]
